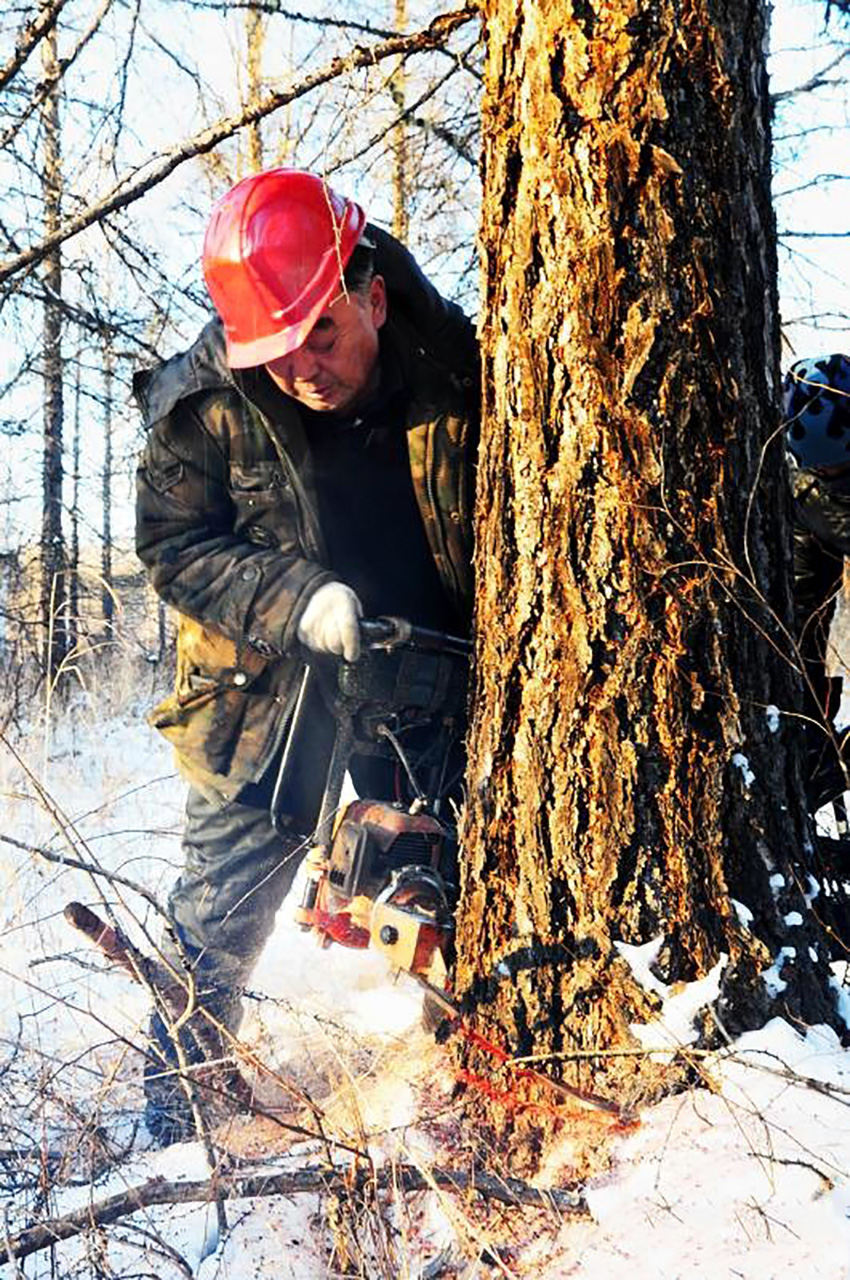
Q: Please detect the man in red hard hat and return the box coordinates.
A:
[134,169,478,1143]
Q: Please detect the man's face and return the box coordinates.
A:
[265,275,387,415]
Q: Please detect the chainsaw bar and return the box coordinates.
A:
[412,973,627,1119]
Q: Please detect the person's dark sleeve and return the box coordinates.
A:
[135,395,334,657]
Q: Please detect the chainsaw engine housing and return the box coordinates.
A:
[327,799,455,900]
[296,798,457,980]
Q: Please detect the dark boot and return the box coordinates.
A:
[143,987,249,1146]
[143,1010,199,1146]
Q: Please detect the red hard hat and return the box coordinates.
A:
[202,168,367,369]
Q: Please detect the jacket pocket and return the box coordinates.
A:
[229,461,290,507]
[149,613,272,785]
[150,663,262,782]
[228,461,300,549]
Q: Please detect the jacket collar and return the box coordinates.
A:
[133,318,233,427]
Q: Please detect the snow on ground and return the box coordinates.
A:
[534,1018,850,1278]
[0,675,849,1278]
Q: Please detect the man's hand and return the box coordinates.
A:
[296,582,363,662]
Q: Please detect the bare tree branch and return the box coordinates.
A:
[774,173,850,199]
[16,281,160,356]
[0,6,478,287]
[782,310,850,328]
[0,1163,587,1263]
[0,831,163,912]
[393,87,477,166]
[779,229,850,238]
[0,0,68,92]
[771,47,850,102]
[336,55,477,174]
[0,0,115,153]
[181,0,397,39]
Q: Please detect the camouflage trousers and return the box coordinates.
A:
[160,784,308,1030]
[145,781,313,1144]
[159,678,407,1025]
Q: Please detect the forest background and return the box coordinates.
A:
[0,0,847,691]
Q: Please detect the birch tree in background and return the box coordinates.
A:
[39,21,67,686]
[245,5,266,174]
[391,0,410,243]
[101,334,114,633]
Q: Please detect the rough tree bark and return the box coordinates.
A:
[455,0,841,1155]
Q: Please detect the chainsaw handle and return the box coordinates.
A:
[360,616,470,658]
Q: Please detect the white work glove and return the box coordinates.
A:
[297,582,363,662]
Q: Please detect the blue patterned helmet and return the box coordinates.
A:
[784,353,850,470]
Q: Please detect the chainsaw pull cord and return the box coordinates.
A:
[376,722,426,804]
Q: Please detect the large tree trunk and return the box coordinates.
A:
[456,0,840,1153]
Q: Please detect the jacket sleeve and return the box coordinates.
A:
[135,393,334,657]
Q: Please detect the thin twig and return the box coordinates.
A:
[0,832,162,911]
[771,48,850,103]
[0,0,115,153]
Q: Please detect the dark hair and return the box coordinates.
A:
[343,239,376,294]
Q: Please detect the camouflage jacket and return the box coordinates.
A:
[134,227,478,802]
[788,456,850,717]
[789,458,850,561]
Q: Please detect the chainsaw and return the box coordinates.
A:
[278,616,469,992]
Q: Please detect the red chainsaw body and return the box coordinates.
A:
[294,798,455,982]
